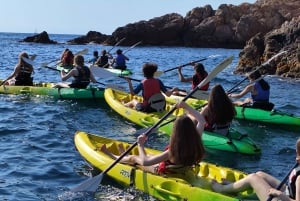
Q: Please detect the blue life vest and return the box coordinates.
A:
[251,82,269,102]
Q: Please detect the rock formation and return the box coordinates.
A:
[21,31,57,44]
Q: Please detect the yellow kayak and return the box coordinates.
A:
[104,88,261,155]
[74,131,257,201]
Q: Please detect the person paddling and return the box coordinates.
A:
[1,52,34,86]
[55,55,97,88]
[228,70,274,111]
[124,62,177,113]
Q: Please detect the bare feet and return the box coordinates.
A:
[118,144,125,154]
[211,179,224,193]
[98,144,117,159]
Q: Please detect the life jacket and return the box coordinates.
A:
[70,66,90,88]
[15,65,33,86]
[114,54,127,70]
[251,82,269,102]
[192,72,209,90]
[288,165,300,199]
[141,78,162,107]
[97,55,109,67]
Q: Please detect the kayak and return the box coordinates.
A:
[0,81,104,99]
[90,65,132,76]
[104,88,261,155]
[74,131,257,201]
[166,95,300,128]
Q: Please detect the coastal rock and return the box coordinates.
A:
[21,31,57,44]
[67,31,109,44]
[236,16,300,78]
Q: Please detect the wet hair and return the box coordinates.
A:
[116,49,122,54]
[74,55,84,66]
[142,63,158,78]
[169,115,205,166]
[206,84,236,125]
[248,71,270,90]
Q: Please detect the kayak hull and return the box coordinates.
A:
[0,82,104,99]
[74,131,257,201]
[104,88,261,155]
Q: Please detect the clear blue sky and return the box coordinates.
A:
[1,0,256,35]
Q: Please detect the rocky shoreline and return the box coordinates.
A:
[21,0,300,78]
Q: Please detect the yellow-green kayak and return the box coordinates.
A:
[104,88,261,155]
[0,81,104,99]
[74,131,257,201]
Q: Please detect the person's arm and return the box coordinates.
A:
[135,134,169,166]
[228,84,253,99]
[177,101,205,135]
[0,66,19,86]
[125,77,135,96]
[61,69,76,81]
[158,79,177,97]
[178,66,193,82]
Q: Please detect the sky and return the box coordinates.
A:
[1,0,256,35]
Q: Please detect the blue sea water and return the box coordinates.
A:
[0,32,299,200]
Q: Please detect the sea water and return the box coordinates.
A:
[0,32,299,200]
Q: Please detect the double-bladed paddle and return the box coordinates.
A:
[39,48,89,68]
[107,37,126,54]
[227,51,287,94]
[70,55,233,193]
[122,41,142,54]
[154,55,220,77]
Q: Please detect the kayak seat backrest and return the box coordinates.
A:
[148,93,166,112]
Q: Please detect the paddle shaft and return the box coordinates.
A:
[163,58,207,73]
[266,162,298,201]
[100,56,233,177]
[107,37,126,53]
[227,51,286,94]
[119,76,186,92]
[123,41,142,54]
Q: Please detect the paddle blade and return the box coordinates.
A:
[71,173,103,193]
[90,66,123,80]
[75,48,88,56]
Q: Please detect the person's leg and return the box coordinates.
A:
[212,173,272,201]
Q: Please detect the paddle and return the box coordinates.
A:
[70,55,233,193]
[154,55,221,77]
[226,51,287,94]
[118,76,186,92]
[40,48,89,67]
[122,41,142,54]
[107,37,126,54]
[266,162,298,201]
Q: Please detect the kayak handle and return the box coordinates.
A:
[153,181,182,199]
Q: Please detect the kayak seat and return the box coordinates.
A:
[148,93,166,112]
[252,101,274,111]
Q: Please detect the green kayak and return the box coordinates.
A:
[0,81,104,99]
[166,95,300,128]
